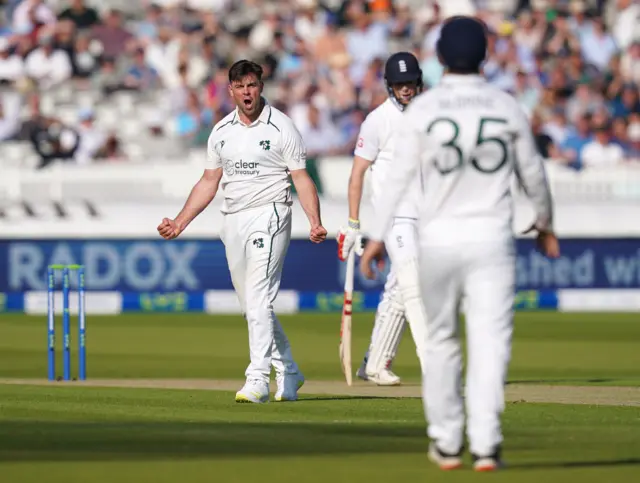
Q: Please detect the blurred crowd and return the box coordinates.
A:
[0,0,638,171]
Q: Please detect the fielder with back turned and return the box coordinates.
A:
[360,17,559,471]
[337,52,429,386]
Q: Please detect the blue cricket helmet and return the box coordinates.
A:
[384,51,423,86]
[384,52,423,109]
[436,16,488,72]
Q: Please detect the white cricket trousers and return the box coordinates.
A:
[419,238,515,457]
[220,202,299,383]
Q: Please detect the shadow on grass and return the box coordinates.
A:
[297,396,421,402]
[507,379,617,385]
[0,421,426,462]
[509,458,640,469]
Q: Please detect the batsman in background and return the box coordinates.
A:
[158,60,327,404]
[360,17,559,471]
[337,52,429,386]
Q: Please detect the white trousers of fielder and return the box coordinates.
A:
[365,217,428,375]
[419,238,515,457]
[220,202,299,383]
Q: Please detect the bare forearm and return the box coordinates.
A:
[347,157,371,222]
[348,174,364,221]
[175,172,221,230]
[293,174,322,226]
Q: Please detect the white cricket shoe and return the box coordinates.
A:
[428,442,463,470]
[366,369,401,386]
[472,446,504,472]
[235,379,269,403]
[275,372,305,401]
[357,359,401,386]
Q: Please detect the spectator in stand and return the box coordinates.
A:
[144,26,182,87]
[29,114,81,169]
[12,0,56,35]
[543,107,574,147]
[559,113,593,170]
[0,38,25,84]
[70,32,101,82]
[58,0,99,30]
[175,88,213,146]
[531,110,558,159]
[566,81,605,124]
[627,115,640,158]
[0,0,636,174]
[74,107,123,164]
[91,9,134,59]
[204,65,234,120]
[620,41,640,84]
[581,16,618,72]
[611,116,632,154]
[53,19,76,62]
[345,1,389,88]
[513,69,540,118]
[299,99,349,158]
[135,3,163,43]
[609,83,640,119]
[25,31,72,90]
[582,120,626,168]
[612,0,639,51]
[0,89,23,141]
[91,56,124,96]
[123,46,159,92]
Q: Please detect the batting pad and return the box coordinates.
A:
[366,284,407,374]
[395,258,429,363]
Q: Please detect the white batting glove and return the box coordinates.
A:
[337,218,364,261]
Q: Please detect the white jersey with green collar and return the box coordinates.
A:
[207,100,307,214]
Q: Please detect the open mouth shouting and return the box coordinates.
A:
[229,71,264,121]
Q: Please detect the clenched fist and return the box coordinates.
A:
[157,218,181,240]
[310,225,327,243]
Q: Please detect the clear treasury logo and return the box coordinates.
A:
[223,159,260,176]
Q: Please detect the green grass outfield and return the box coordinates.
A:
[2,312,640,384]
[0,312,639,482]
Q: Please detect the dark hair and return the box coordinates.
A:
[228,60,263,84]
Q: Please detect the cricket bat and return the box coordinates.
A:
[339,249,355,386]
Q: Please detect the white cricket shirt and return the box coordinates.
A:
[370,74,553,246]
[354,98,420,219]
[207,100,307,214]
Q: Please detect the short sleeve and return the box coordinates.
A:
[353,114,380,161]
[281,122,307,171]
[207,129,222,169]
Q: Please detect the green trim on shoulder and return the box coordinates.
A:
[266,202,280,278]
[216,113,236,131]
[267,108,280,132]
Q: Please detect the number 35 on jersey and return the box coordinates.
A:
[427,117,514,175]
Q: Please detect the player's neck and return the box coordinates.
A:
[444,68,482,76]
[238,98,265,125]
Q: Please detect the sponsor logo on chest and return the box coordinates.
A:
[223,159,261,176]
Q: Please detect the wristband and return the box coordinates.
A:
[348,218,360,229]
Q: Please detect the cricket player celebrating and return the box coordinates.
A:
[360,17,559,470]
[158,60,327,404]
[337,52,428,386]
